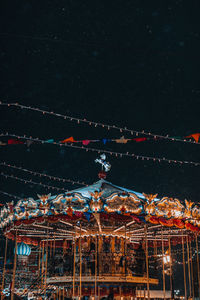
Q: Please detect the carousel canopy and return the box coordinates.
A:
[1,179,200,243]
[68,179,147,199]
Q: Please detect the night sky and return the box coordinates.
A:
[0,0,200,294]
[1,0,199,202]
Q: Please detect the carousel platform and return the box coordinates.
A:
[47,275,158,285]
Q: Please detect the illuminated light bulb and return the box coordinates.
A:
[163,255,170,264]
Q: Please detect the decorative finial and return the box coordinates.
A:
[95,154,111,179]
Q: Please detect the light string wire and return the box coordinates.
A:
[0,172,67,192]
[1,133,200,166]
[0,190,21,200]
[0,162,87,187]
[1,101,199,145]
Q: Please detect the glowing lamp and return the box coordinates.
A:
[163,255,170,264]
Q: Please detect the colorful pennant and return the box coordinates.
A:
[0,133,199,166]
[1,134,199,147]
[186,133,200,143]
[1,101,199,145]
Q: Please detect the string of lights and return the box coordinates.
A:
[1,101,199,145]
[1,133,200,166]
[0,162,88,186]
[0,190,21,200]
[0,172,67,192]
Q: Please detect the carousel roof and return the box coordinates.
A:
[1,178,200,237]
[67,179,147,200]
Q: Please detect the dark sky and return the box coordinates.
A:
[0,0,200,202]
[0,0,200,294]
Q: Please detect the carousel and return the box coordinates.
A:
[0,155,200,299]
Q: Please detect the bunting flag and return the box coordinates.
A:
[60,136,75,143]
[134,137,148,142]
[82,140,90,145]
[115,136,129,143]
[2,133,199,147]
[7,139,24,145]
[102,138,108,144]
[45,139,54,143]
[186,133,200,143]
[1,101,200,145]
[1,133,199,147]
[0,133,200,166]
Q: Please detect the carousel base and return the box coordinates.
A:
[47,275,158,285]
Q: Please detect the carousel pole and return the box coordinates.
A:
[53,233,56,255]
[189,240,194,299]
[111,236,115,275]
[144,224,150,300]
[72,229,76,300]
[50,240,52,258]
[153,240,156,258]
[168,233,174,300]
[44,229,49,297]
[98,286,100,300]
[59,287,61,300]
[182,232,187,300]
[11,231,18,300]
[186,236,191,298]
[63,286,65,300]
[79,224,82,300]
[95,234,97,299]
[38,242,41,277]
[1,237,8,300]
[98,235,101,300]
[98,235,102,277]
[195,234,200,298]
[161,227,166,300]
[122,235,125,276]
[125,224,127,277]
[41,241,45,289]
